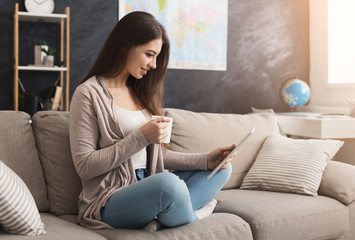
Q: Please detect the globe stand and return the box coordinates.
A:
[289,107,296,112]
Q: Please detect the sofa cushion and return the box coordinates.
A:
[240,134,344,196]
[0,213,107,240]
[32,111,82,215]
[0,161,46,235]
[344,201,355,240]
[319,160,355,205]
[95,213,253,240]
[0,111,48,211]
[215,189,349,240]
[164,108,280,189]
[59,214,252,240]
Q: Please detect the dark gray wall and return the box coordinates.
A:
[0,0,309,114]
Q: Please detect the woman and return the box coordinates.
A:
[69,11,235,230]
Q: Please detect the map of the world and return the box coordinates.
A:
[118,0,228,71]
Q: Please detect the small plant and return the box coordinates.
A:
[41,46,56,56]
[38,40,47,46]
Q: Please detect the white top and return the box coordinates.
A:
[116,106,149,169]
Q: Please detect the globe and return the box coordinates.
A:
[280,78,311,108]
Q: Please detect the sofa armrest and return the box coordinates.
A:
[318,160,355,205]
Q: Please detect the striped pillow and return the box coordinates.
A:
[240,134,344,196]
[0,161,46,235]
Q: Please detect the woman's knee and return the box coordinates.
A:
[219,163,232,182]
[225,163,232,176]
[152,172,190,201]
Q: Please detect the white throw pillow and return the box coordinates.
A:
[0,161,46,235]
[240,134,344,196]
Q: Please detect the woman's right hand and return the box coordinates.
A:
[140,117,171,144]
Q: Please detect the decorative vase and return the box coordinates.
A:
[43,55,54,66]
[34,45,48,65]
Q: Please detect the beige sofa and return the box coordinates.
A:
[0,108,354,240]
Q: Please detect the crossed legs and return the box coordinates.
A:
[100,164,232,229]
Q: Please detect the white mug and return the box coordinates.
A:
[152,115,173,143]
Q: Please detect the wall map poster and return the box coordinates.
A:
[119,0,228,71]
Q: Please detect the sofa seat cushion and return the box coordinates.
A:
[0,213,107,240]
[344,201,355,240]
[164,108,280,189]
[95,213,252,240]
[215,189,349,240]
[32,111,82,215]
[0,111,48,211]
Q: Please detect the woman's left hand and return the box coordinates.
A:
[207,144,237,170]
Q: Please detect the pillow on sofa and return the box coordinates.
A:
[164,108,281,189]
[0,161,46,235]
[32,111,82,216]
[0,111,48,212]
[240,134,344,196]
[318,160,355,204]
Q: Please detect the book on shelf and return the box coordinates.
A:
[51,86,63,110]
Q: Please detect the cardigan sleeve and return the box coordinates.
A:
[162,148,208,171]
[69,85,149,181]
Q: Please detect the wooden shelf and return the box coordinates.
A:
[19,66,67,71]
[18,11,67,23]
[14,3,70,111]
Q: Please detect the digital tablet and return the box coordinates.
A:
[207,127,255,180]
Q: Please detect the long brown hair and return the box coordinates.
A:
[82,11,170,116]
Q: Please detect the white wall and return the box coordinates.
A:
[308,0,355,114]
[307,1,355,166]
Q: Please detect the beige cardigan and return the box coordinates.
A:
[69,76,208,229]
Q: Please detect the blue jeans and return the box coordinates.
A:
[100,164,232,229]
